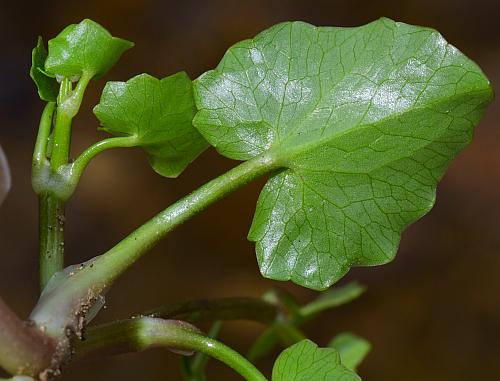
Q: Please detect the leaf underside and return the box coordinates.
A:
[193,18,493,290]
[272,340,361,381]
[94,72,208,177]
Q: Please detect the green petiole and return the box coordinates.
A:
[31,153,281,338]
[34,73,93,289]
[67,135,138,183]
[75,317,269,381]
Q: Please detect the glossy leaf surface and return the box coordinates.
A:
[30,37,58,101]
[94,72,207,177]
[329,332,371,371]
[272,340,361,381]
[194,18,493,290]
[45,19,133,79]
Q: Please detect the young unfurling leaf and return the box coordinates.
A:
[30,37,58,102]
[45,19,133,80]
[272,340,361,381]
[94,72,208,177]
[193,18,493,290]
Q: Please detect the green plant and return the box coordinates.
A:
[0,17,492,380]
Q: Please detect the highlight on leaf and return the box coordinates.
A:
[193,18,493,290]
[45,19,133,80]
[0,15,493,381]
[93,72,208,177]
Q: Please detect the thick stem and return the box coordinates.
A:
[32,102,66,289]
[31,154,280,338]
[0,297,56,377]
[33,101,65,290]
[75,317,268,381]
[36,80,72,290]
[36,74,92,289]
[38,195,65,290]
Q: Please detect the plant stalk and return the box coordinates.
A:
[66,136,138,187]
[36,74,92,290]
[31,154,280,338]
[75,296,280,359]
[93,153,278,281]
[31,102,64,290]
[50,78,73,171]
[38,195,65,290]
[36,79,72,290]
[32,102,55,170]
[0,297,56,377]
[75,317,268,381]
[181,320,222,381]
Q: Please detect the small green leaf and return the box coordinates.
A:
[194,19,493,290]
[329,332,371,371]
[30,37,59,101]
[94,72,208,177]
[272,340,361,381]
[45,19,133,79]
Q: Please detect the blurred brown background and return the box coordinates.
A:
[0,0,499,380]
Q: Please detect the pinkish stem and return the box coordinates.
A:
[0,297,57,378]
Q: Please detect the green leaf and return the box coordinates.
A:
[193,19,493,290]
[299,281,365,319]
[45,19,133,80]
[272,340,361,381]
[329,332,371,371]
[30,37,59,101]
[94,72,208,177]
